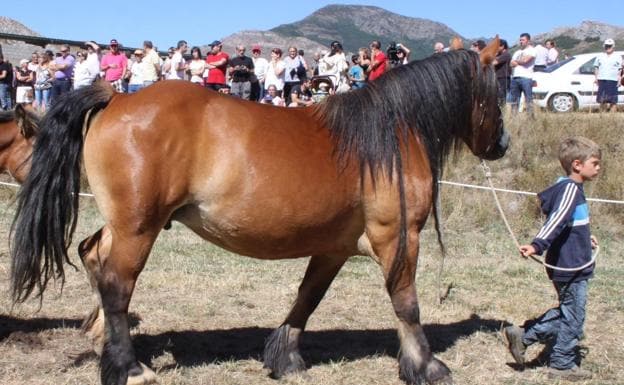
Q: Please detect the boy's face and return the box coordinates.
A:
[574,156,601,181]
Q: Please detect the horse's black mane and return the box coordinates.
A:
[318,49,482,182]
[317,50,487,292]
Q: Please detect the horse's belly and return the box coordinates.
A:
[172,201,364,259]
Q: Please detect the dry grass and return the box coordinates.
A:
[0,111,623,385]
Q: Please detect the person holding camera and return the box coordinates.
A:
[228,45,254,100]
[283,46,307,105]
[367,40,387,82]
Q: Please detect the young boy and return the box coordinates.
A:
[504,136,601,381]
[348,54,366,89]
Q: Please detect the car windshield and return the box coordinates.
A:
[542,57,575,73]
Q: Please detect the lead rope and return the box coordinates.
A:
[480,160,599,271]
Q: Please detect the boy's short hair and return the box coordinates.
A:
[559,136,601,174]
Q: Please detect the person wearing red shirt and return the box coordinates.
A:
[367,40,387,82]
[205,40,229,91]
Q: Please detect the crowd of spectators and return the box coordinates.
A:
[0,37,418,112]
[0,34,621,113]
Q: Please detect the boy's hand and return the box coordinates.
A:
[591,235,598,249]
[519,244,536,258]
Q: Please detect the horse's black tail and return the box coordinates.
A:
[10,82,114,303]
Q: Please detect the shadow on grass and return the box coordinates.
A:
[0,312,141,341]
[0,314,83,340]
[133,313,505,369]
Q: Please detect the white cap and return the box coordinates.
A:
[604,38,615,46]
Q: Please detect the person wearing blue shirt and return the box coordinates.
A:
[504,136,601,382]
[348,54,365,89]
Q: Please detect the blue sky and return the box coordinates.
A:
[3,1,623,50]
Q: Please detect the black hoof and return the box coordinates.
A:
[263,325,306,378]
[101,341,143,385]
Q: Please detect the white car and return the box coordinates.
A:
[532,51,624,112]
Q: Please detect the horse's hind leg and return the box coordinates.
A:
[369,229,452,385]
[90,228,159,385]
[264,254,348,378]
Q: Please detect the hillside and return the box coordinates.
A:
[533,20,624,54]
[0,16,40,36]
[220,4,461,59]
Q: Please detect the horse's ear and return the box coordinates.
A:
[449,37,464,50]
[15,104,39,139]
[480,36,500,67]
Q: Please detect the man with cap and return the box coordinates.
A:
[594,38,622,112]
[205,40,229,91]
[101,39,128,92]
[50,44,75,102]
[251,44,269,101]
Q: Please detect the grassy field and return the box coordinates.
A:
[0,111,622,385]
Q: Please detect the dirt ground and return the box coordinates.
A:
[0,190,622,385]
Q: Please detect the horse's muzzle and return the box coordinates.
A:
[483,125,509,160]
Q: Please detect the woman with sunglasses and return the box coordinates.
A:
[73,50,98,90]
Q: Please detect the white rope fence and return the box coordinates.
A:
[0,180,95,197]
[438,180,624,205]
[1,179,622,204]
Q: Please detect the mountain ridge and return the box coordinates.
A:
[2,8,624,60]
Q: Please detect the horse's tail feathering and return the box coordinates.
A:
[10,82,114,303]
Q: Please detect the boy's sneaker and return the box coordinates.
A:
[546,365,592,381]
[503,325,526,365]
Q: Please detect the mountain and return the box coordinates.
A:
[533,21,624,54]
[0,16,40,36]
[219,5,462,59]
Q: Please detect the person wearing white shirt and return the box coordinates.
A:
[167,40,188,80]
[510,33,537,114]
[264,48,286,95]
[319,41,349,93]
[73,49,99,89]
[546,39,559,66]
[533,44,548,72]
[594,38,622,112]
[251,45,269,100]
[128,50,146,93]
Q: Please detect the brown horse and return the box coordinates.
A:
[0,105,39,183]
[11,38,508,385]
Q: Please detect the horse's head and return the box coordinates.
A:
[15,104,40,140]
[0,105,39,182]
[464,37,509,161]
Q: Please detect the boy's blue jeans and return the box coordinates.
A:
[522,279,588,370]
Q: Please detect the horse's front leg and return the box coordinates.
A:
[78,226,111,356]
[264,254,348,378]
[365,226,452,385]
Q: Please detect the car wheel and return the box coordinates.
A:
[548,93,577,113]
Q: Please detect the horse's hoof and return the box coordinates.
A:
[399,355,452,385]
[126,363,158,385]
[263,325,306,378]
[426,358,453,385]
